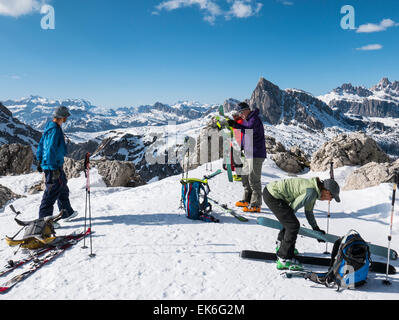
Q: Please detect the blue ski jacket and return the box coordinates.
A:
[36,121,67,170]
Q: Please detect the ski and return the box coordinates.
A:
[257,217,398,260]
[0,246,53,278]
[208,198,249,222]
[0,230,91,278]
[0,229,91,294]
[218,105,234,183]
[240,250,396,275]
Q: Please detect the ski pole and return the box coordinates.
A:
[82,153,89,250]
[324,161,334,255]
[383,169,399,285]
[82,152,95,257]
[87,156,95,258]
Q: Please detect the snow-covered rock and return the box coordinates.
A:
[343,159,399,191]
[310,132,390,172]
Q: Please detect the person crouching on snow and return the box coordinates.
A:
[263,177,341,271]
[36,106,78,226]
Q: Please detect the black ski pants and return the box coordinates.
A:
[263,186,300,259]
[39,169,74,219]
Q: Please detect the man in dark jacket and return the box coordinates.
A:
[36,106,78,224]
[228,102,266,212]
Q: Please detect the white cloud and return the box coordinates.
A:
[0,0,49,17]
[356,44,383,51]
[154,0,262,24]
[357,18,399,33]
[226,0,262,19]
[276,0,294,5]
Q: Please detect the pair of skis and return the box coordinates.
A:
[0,229,91,294]
[257,216,398,260]
[240,250,396,275]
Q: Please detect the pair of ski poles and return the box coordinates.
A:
[82,152,95,258]
[383,169,399,285]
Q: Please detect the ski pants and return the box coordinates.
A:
[263,186,300,259]
[39,168,74,219]
[241,157,265,207]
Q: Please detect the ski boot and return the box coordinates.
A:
[233,175,242,182]
[235,201,249,208]
[276,257,304,271]
[243,205,261,213]
[63,211,79,222]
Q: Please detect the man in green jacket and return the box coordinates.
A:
[263,177,341,271]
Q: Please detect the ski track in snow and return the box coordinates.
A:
[0,159,398,299]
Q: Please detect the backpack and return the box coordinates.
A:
[180,179,219,223]
[6,210,64,250]
[306,230,370,290]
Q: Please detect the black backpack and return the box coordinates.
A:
[306,230,371,290]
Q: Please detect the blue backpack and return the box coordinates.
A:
[180,179,219,223]
[307,230,370,290]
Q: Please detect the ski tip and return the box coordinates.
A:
[0,287,9,293]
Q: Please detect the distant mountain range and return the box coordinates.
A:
[2,97,216,133]
[0,76,398,185]
[319,78,399,118]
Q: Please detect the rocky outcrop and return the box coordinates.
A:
[264,136,310,174]
[248,78,340,131]
[63,157,145,187]
[182,117,224,171]
[0,144,34,176]
[0,103,41,148]
[67,140,100,161]
[265,136,286,154]
[343,160,399,191]
[310,132,390,172]
[0,185,22,209]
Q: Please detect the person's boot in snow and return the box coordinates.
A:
[63,211,78,222]
[276,257,303,271]
[235,200,249,208]
[243,205,261,213]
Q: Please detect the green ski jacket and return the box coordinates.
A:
[266,177,321,229]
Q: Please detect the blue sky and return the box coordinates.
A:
[0,0,398,108]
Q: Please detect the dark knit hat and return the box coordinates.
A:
[237,102,250,113]
[53,106,71,119]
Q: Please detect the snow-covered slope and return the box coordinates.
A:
[2,96,214,133]
[0,159,398,299]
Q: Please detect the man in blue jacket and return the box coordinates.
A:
[37,106,78,223]
[228,102,267,213]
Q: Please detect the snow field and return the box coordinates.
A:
[0,159,398,299]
